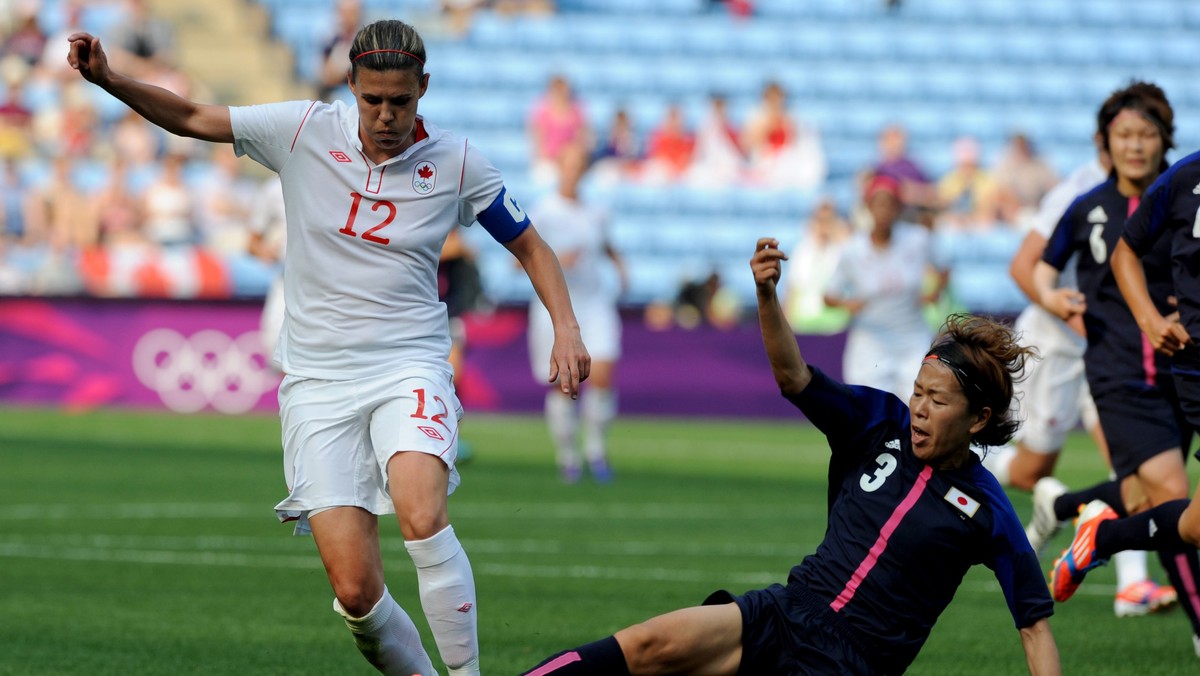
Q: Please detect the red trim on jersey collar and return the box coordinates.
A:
[415,118,429,143]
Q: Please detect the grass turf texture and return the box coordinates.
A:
[1,407,1196,675]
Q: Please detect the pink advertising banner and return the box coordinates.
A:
[0,298,846,419]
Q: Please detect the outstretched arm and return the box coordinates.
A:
[1019,619,1060,676]
[752,238,812,397]
[67,32,233,143]
[505,225,590,398]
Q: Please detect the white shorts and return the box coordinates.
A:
[528,296,621,381]
[1012,307,1093,453]
[274,365,463,535]
[843,328,931,404]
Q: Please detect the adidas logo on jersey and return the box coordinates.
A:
[885,439,900,450]
[1087,206,1108,223]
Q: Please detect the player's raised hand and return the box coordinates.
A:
[549,328,590,399]
[66,32,111,85]
[751,237,788,294]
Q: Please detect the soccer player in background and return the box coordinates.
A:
[1031,82,1200,655]
[68,20,590,676]
[528,141,626,483]
[989,110,1175,617]
[1053,135,1200,657]
[521,238,1059,676]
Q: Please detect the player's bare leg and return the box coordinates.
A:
[310,507,437,675]
[581,359,617,482]
[390,451,480,676]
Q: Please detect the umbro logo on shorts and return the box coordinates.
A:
[456,602,473,613]
[329,150,352,163]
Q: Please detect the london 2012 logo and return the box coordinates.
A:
[132,328,279,414]
[413,161,436,195]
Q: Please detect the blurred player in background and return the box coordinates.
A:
[522,238,1058,676]
[528,141,626,483]
[1030,83,1200,652]
[824,174,949,403]
[1053,129,1200,656]
[986,111,1174,618]
[247,174,286,369]
[69,19,589,676]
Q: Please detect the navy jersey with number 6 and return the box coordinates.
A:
[1042,178,1176,395]
[785,368,1052,674]
[1124,149,1200,374]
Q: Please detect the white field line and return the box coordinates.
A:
[0,533,1111,597]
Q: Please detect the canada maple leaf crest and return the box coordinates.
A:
[412,162,436,195]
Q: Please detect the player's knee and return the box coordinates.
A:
[399,507,448,541]
[1179,508,1200,548]
[331,581,382,618]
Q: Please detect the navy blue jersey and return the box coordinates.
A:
[784,368,1052,674]
[1124,149,1200,373]
[1043,178,1175,394]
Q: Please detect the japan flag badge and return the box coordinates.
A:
[944,486,980,518]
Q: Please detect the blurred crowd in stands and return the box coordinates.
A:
[0,0,1062,321]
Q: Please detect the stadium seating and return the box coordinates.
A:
[245,1,1200,312]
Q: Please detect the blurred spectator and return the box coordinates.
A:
[869,123,937,219]
[2,4,47,68]
[24,153,96,251]
[109,0,176,74]
[781,197,852,334]
[741,81,825,189]
[708,0,754,17]
[442,0,555,36]
[141,152,195,247]
[110,108,162,167]
[316,0,362,102]
[93,156,144,246]
[194,145,257,255]
[675,270,739,329]
[642,102,694,184]
[687,92,744,188]
[0,80,34,159]
[936,135,1001,229]
[527,74,590,185]
[591,106,641,184]
[0,157,26,242]
[991,132,1059,227]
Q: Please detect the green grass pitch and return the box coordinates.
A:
[1,406,1196,674]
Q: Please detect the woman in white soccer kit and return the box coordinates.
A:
[824,174,948,403]
[69,20,589,676]
[528,142,626,483]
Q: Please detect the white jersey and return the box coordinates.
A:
[827,221,941,339]
[1014,160,1106,358]
[528,192,614,304]
[230,101,503,380]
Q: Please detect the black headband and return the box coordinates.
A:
[923,343,990,409]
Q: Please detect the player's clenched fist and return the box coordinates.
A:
[66,32,111,85]
[751,237,788,293]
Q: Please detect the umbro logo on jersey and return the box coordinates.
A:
[329,150,352,163]
[944,486,980,518]
[418,425,445,441]
[884,439,900,450]
[413,161,437,195]
[1087,206,1108,223]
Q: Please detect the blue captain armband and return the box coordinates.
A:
[477,186,531,244]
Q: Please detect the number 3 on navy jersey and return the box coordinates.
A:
[860,453,898,492]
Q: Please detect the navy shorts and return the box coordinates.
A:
[1173,371,1200,435]
[704,585,874,676]
[1093,383,1192,479]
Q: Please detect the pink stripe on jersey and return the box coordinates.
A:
[830,464,933,612]
[290,101,319,153]
[1174,552,1200,623]
[1142,334,1157,386]
[526,651,582,675]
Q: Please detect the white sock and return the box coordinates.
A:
[333,587,437,676]
[1114,549,1150,591]
[581,387,616,465]
[981,444,1016,486]
[405,525,479,676]
[545,390,579,470]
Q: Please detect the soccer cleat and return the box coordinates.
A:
[589,458,613,484]
[560,464,582,484]
[1050,500,1117,603]
[1025,476,1067,555]
[1113,580,1178,617]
